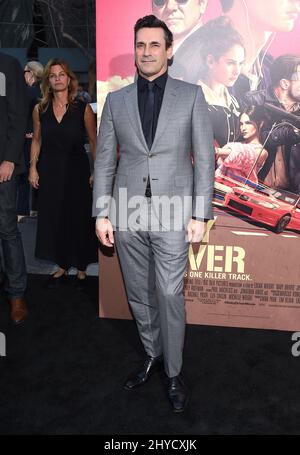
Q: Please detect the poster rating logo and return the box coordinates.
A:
[0,332,6,357]
[291,332,300,357]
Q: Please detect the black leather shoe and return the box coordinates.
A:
[167,374,189,413]
[124,355,163,390]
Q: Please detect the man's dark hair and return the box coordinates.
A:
[219,0,234,13]
[134,14,173,49]
[270,54,300,86]
[243,105,266,131]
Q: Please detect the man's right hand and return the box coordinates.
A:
[96,217,114,247]
[0,161,15,183]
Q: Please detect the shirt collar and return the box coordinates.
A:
[137,71,168,91]
[199,81,240,115]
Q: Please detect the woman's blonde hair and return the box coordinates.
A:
[39,58,78,113]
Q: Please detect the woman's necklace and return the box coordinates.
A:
[54,101,68,109]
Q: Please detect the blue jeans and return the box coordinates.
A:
[0,176,27,298]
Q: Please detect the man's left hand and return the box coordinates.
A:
[187,219,206,243]
[0,161,15,183]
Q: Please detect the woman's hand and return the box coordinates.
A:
[29,166,39,189]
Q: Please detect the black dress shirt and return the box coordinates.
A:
[138,71,168,148]
[137,71,168,197]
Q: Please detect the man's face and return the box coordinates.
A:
[135,27,173,80]
[207,44,245,87]
[288,65,300,102]
[152,0,207,41]
[244,0,300,32]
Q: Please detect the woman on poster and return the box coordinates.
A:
[215,105,268,184]
[196,16,245,147]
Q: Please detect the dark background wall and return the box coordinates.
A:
[0,0,96,99]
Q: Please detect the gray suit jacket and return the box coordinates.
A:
[93,76,215,230]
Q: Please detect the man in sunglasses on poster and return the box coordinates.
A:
[152,0,208,83]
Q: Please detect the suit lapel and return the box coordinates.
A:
[151,77,179,150]
[123,76,180,152]
[123,83,148,151]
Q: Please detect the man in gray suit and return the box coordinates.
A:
[94,15,215,412]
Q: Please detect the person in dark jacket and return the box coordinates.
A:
[17,61,44,220]
[152,0,208,83]
[0,52,28,323]
[245,54,300,194]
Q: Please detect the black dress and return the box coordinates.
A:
[35,99,98,270]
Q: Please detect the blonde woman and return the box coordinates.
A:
[29,59,97,288]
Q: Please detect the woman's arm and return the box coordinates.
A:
[84,104,97,162]
[215,145,232,159]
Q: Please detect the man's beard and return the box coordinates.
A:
[288,87,300,105]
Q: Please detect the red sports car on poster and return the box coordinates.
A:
[213,175,300,233]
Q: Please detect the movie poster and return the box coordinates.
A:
[96,0,300,331]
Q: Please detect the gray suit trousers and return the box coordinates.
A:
[115,199,189,378]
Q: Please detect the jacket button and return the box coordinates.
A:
[149,153,153,158]
[143,177,147,182]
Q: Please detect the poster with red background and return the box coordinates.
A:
[96,0,300,331]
